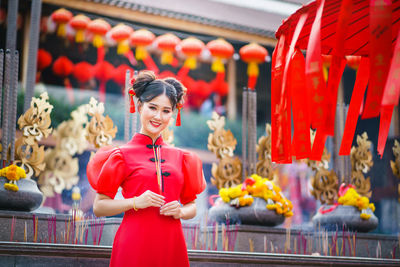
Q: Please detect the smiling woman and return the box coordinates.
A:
[86,70,206,267]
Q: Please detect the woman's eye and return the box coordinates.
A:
[149,106,156,110]
[163,110,171,114]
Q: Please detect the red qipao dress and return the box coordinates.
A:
[86,133,206,267]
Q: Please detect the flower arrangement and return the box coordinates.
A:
[337,184,375,220]
[219,174,293,217]
[0,164,27,191]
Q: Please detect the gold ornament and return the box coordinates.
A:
[390,140,400,202]
[38,148,79,197]
[207,112,242,189]
[86,97,117,148]
[310,169,339,204]
[350,132,373,198]
[256,124,275,180]
[13,92,53,178]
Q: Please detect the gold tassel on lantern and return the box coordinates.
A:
[184,56,197,69]
[135,46,148,60]
[117,39,130,55]
[212,57,225,73]
[247,61,259,77]
[57,23,67,37]
[75,30,85,43]
[161,51,174,65]
[93,35,103,48]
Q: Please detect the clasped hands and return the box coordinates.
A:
[133,190,182,219]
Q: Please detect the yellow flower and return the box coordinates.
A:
[360,213,371,220]
[369,203,375,212]
[284,211,294,217]
[219,188,230,203]
[4,183,19,192]
[267,204,276,210]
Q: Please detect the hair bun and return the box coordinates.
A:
[163,78,186,104]
[133,70,156,98]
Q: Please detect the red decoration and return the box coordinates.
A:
[345,55,361,70]
[180,37,205,70]
[52,56,74,103]
[110,23,134,55]
[94,61,115,103]
[156,33,180,65]
[87,19,111,48]
[36,49,52,82]
[176,103,183,126]
[130,29,155,60]
[50,8,73,37]
[239,43,268,90]
[69,14,90,43]
[0,8,5,25]
[206,38,234,73]
[72,62,94,84]
[128,89,136,113]
[112,64,134,94]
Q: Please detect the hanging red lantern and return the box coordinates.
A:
[50,8,73,37]
[73,62,94,85]
[156,33,180,65]
[112,64,134,88]
[110,23,134,55]
[239,43,268,89]
[206,38,234,73]
[130,29,155,60]
[52,56,74,103]
[180,37,205,70]
[0,8,6,25]
[69,14,91,43]
[95,61,115,102]
[87,19,111,48]
[346,55,362,70]
[37,49,52,71]
[36,49,52,82]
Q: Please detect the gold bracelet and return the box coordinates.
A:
[132,197,138,211]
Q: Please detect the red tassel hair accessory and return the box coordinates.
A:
[129,88,136,113]
[176,103,183,126]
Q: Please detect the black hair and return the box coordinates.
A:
[132,70,186,109]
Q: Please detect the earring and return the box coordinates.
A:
[176,103,183,126]
[129,89,136,113]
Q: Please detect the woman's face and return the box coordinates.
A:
[139,94,173,141]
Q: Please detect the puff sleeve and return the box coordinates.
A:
[180,150,207,205]
[86,146,126,199]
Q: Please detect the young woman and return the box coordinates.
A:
[87,71,206,267]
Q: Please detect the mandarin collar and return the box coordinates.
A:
[131,133,164,146]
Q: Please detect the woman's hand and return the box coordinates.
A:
[134,190,165,210]
[160,200,182,219]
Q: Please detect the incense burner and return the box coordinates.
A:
[0,177,43,211]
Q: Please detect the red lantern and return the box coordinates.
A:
[0,8,5,25]
[52,56,74,103]
[50,8,73,37]
[346,55,362,70]
[69,14,90,43]
[37,49,52,71]
[112,64,134,88]
[239,43,268,89]
[130,29,155,60]
[87,19,111,48]
[110,23,134,55]
[180,37,205,70]
[73,62,94,85]
[156,33,180,65]
[95,61,115,102]
[36,49,52,82]
[206,38,234,73]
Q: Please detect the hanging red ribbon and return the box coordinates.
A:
[305,0,326,129]
[271,35,291,163]
[381,28,400,107]
[362,0,392,119]
[323,0,353,136]
[290,49,311,159]
[143,55,159,74]
[310,128,328,161]
[339,57,370,155]
[377,105,394,158]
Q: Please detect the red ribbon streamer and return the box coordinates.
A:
[323,0,353,136]
[305,0,327,129]
[339,57,370,155]
[362,0,392,119]
[310,128,328,161]
[290,49,311,159]
[377,105,394,158]
[271,35,291,163]
[381,28,400,106]
[143,55,159,74]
